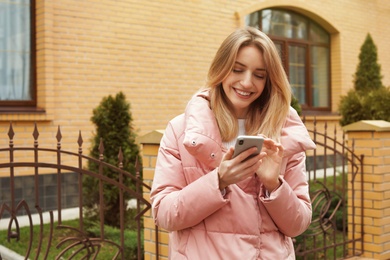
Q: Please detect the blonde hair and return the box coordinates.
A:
[205,27,291,141]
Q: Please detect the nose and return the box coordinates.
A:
[240,72,253,88]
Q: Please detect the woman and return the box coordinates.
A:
[150,27,316,259]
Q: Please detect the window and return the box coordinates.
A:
[246,9,330,111]
[0,0,36,109]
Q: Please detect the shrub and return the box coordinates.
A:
[83,92,142,228]
[339,87,390,126]
[339,33,389,126]
[338,90,366,126]
[353,33,383,94]
[365,87,390,122]
[291,95,302,116]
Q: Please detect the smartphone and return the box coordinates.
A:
[232,135,264,160]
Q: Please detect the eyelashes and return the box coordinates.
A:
[232,69,265,79]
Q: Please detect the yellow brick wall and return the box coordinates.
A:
[1,0,390,159]
[347,130,390,259]
[142,140,169,260]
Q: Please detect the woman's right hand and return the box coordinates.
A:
[218,147,265,190]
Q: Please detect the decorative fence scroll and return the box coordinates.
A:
[294,119,364,259]
[0,123,157,259]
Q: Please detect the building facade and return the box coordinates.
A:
[0,0,389,205]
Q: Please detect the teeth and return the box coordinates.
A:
[236,89,250,96]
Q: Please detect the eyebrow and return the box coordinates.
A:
[235,61,266,72]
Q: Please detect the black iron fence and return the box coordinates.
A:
[0,120,364,259]
[0,123,156,259]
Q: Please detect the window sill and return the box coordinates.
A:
[0,107,52,122]
[0,107,46,114]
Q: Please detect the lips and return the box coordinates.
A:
[234,88,252,97]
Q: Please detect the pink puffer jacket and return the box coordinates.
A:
[151,90,316,259]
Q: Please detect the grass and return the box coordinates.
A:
[0,219,142,259]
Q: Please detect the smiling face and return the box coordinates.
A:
[222,45,267,118]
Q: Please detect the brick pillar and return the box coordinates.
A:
[344,120,390,260]
[140,130,169,260]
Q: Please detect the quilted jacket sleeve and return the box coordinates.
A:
[259,107,315,237]
[260,151,312,237]
[150,119,229,231]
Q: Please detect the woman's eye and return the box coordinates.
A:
[233,69,242,73]
[255,74,265,79]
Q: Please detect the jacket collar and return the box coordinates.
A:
[182,90,223,168]
[280,107,316,157]
[181,89,315,163]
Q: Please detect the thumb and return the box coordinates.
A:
[222,147,234,161]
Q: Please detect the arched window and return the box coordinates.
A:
[246,8,330,111]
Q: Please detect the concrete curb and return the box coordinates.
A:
[0,245,25,260]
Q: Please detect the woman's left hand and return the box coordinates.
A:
[256,136,284,192]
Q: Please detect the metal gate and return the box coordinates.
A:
[294,119,364,259]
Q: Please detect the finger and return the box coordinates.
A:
[242,157,264,178]
[276,143,284,151]
[222,147,234,161]
[276,143,284,156]
[262,139,282,152]
[233,147,259,162]
[244,151,267,163]
[261,138,276,149]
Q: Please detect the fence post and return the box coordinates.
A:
[343,120,390,259]
[140,130,169,260]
